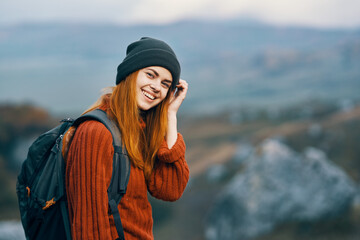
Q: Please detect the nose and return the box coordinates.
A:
[150,80,161,92]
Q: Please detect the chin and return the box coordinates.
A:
[138,103,156,111]
[137,98,162,111]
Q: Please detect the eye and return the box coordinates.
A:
[146,72,154,78]
[162,81,170,88]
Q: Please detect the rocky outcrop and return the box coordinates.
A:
[205,139,357,240]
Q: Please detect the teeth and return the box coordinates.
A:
[142,91,155,100]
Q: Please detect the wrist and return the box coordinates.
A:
[167,111,177,119]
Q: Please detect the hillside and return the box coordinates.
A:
[0,21,359,115]
[152,100,360,240]
[0,100,359,239]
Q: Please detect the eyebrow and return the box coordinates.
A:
[148,68,172,84]
[148,68,159,77]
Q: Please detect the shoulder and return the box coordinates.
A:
[76,120,112,139]
[63,120,112,159]
[73,120,114,152]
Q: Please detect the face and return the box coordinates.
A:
[136,66,173,111]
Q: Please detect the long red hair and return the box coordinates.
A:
[84,70,171,179]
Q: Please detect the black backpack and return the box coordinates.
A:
[16,109,131,240]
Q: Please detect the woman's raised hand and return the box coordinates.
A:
[168,79,188,115]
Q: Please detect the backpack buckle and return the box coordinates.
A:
[26,186,31,197]
[42,198,56,210]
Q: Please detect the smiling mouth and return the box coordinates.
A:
[142,90,155,100]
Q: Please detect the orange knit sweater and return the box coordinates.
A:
[63,120,189,240]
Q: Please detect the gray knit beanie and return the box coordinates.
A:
[116,37,181,89]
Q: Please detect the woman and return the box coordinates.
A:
[62,37,189,239]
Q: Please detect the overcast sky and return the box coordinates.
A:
[0,0,360,28]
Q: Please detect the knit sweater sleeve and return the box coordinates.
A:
[65,120,117,240]
[147,133,189,201]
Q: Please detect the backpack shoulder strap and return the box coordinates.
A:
[73,109,130,240]
[73,109,125,154]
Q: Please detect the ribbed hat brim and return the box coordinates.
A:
[116,49,180,89]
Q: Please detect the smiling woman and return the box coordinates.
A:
[136,66,172,111]
[61,37,189,240]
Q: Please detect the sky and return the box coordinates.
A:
[0,0,360,28]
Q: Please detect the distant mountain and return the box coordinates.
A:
[1,21,359,115]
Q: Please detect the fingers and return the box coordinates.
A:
[177,79,188,89]
[168,79,188,113]
[175,79,188,99]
